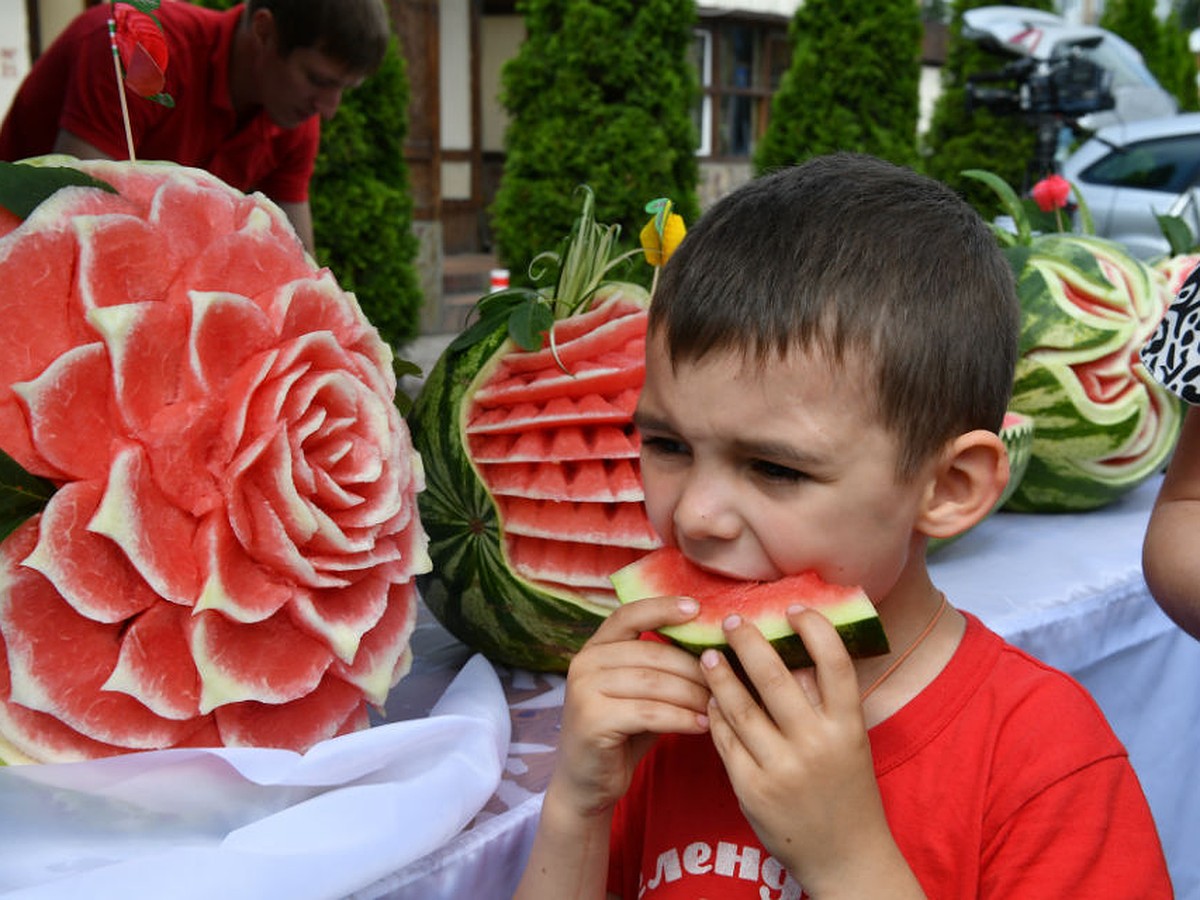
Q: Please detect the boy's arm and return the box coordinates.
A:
[701,608,927,900]
[276,200,316,255]
[514,596,711,900]
[513,787,616,900]
[1144,404,1200,639]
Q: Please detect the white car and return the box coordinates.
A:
[1060,113,1200,260]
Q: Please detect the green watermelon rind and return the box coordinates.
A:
[662,602,889,670]
[408,288,649,672]
[410,327,599,670]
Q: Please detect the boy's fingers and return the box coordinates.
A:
[698,627,784,763]
[592,661,711,712]
[700,649,761,750]
[718,613,813,734]
[723,614,802,698]
[590,595,700,645]
[787,606,861,712]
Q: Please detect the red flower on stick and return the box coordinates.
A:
[105,1,173,161]
[112,4,169,100]
[1031,174,1072,213]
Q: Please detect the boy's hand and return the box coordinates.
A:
[550,596,712,820]
[701,607,912,896]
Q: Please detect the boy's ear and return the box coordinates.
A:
[916,430,1009,540]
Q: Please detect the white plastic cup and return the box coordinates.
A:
[489,268,510,292]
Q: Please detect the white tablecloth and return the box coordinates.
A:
[360,474,1200,898]
[0,656,512,900]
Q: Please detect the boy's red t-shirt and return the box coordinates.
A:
[0,2,317,203]
[608,614,1172,899]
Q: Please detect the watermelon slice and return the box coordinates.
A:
[610,548,889,669]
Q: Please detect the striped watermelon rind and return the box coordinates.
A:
[1004,234,1184,512]
[611,548,889,670]
[409,285,652,672]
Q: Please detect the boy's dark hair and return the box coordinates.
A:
[650,153,1019,480]
[247,0,390,74]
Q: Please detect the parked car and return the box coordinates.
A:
[1060,113,1200,261]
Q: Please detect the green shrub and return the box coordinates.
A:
[1158,11,1200,113]
[490,0,700,287]
[310,39,422,347]
[755,0,922,173]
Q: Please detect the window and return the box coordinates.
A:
[692,19,791,159]
[1082,135,1200,193]
[691,30,712,157]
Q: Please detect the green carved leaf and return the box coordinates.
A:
[0,450,55,541]
[0,162,117,220]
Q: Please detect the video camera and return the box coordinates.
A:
[965,42,1115,120]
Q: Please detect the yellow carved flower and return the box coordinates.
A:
[640,199,686,267]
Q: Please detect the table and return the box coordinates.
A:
[358,474,1200,899]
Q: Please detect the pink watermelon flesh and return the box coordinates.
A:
[610,548,889,668]
[0,160,425,762]
[464,295,659,609]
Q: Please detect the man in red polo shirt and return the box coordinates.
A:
[0,0,390,252]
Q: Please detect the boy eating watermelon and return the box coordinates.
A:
[515,154,1171,898]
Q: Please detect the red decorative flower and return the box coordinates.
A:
[113,4,168,99]
[1031,174,1072,213]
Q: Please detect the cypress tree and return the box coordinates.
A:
[489,0,700,286]
[755,0,922,173]
[1101,0,1198,114]
[1100,0,1161,65]
[1179,0,1200,30]
[309,40,422,347]
[1159,11,1200,111]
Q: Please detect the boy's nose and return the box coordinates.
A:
[672,475,741,544]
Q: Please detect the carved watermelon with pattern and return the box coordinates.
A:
[409,287,659,671]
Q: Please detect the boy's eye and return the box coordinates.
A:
[751,459,806,483]
[640,435,689,458]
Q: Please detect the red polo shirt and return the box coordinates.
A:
[0,2,317,203]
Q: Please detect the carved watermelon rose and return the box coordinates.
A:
[0,158,429,763]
